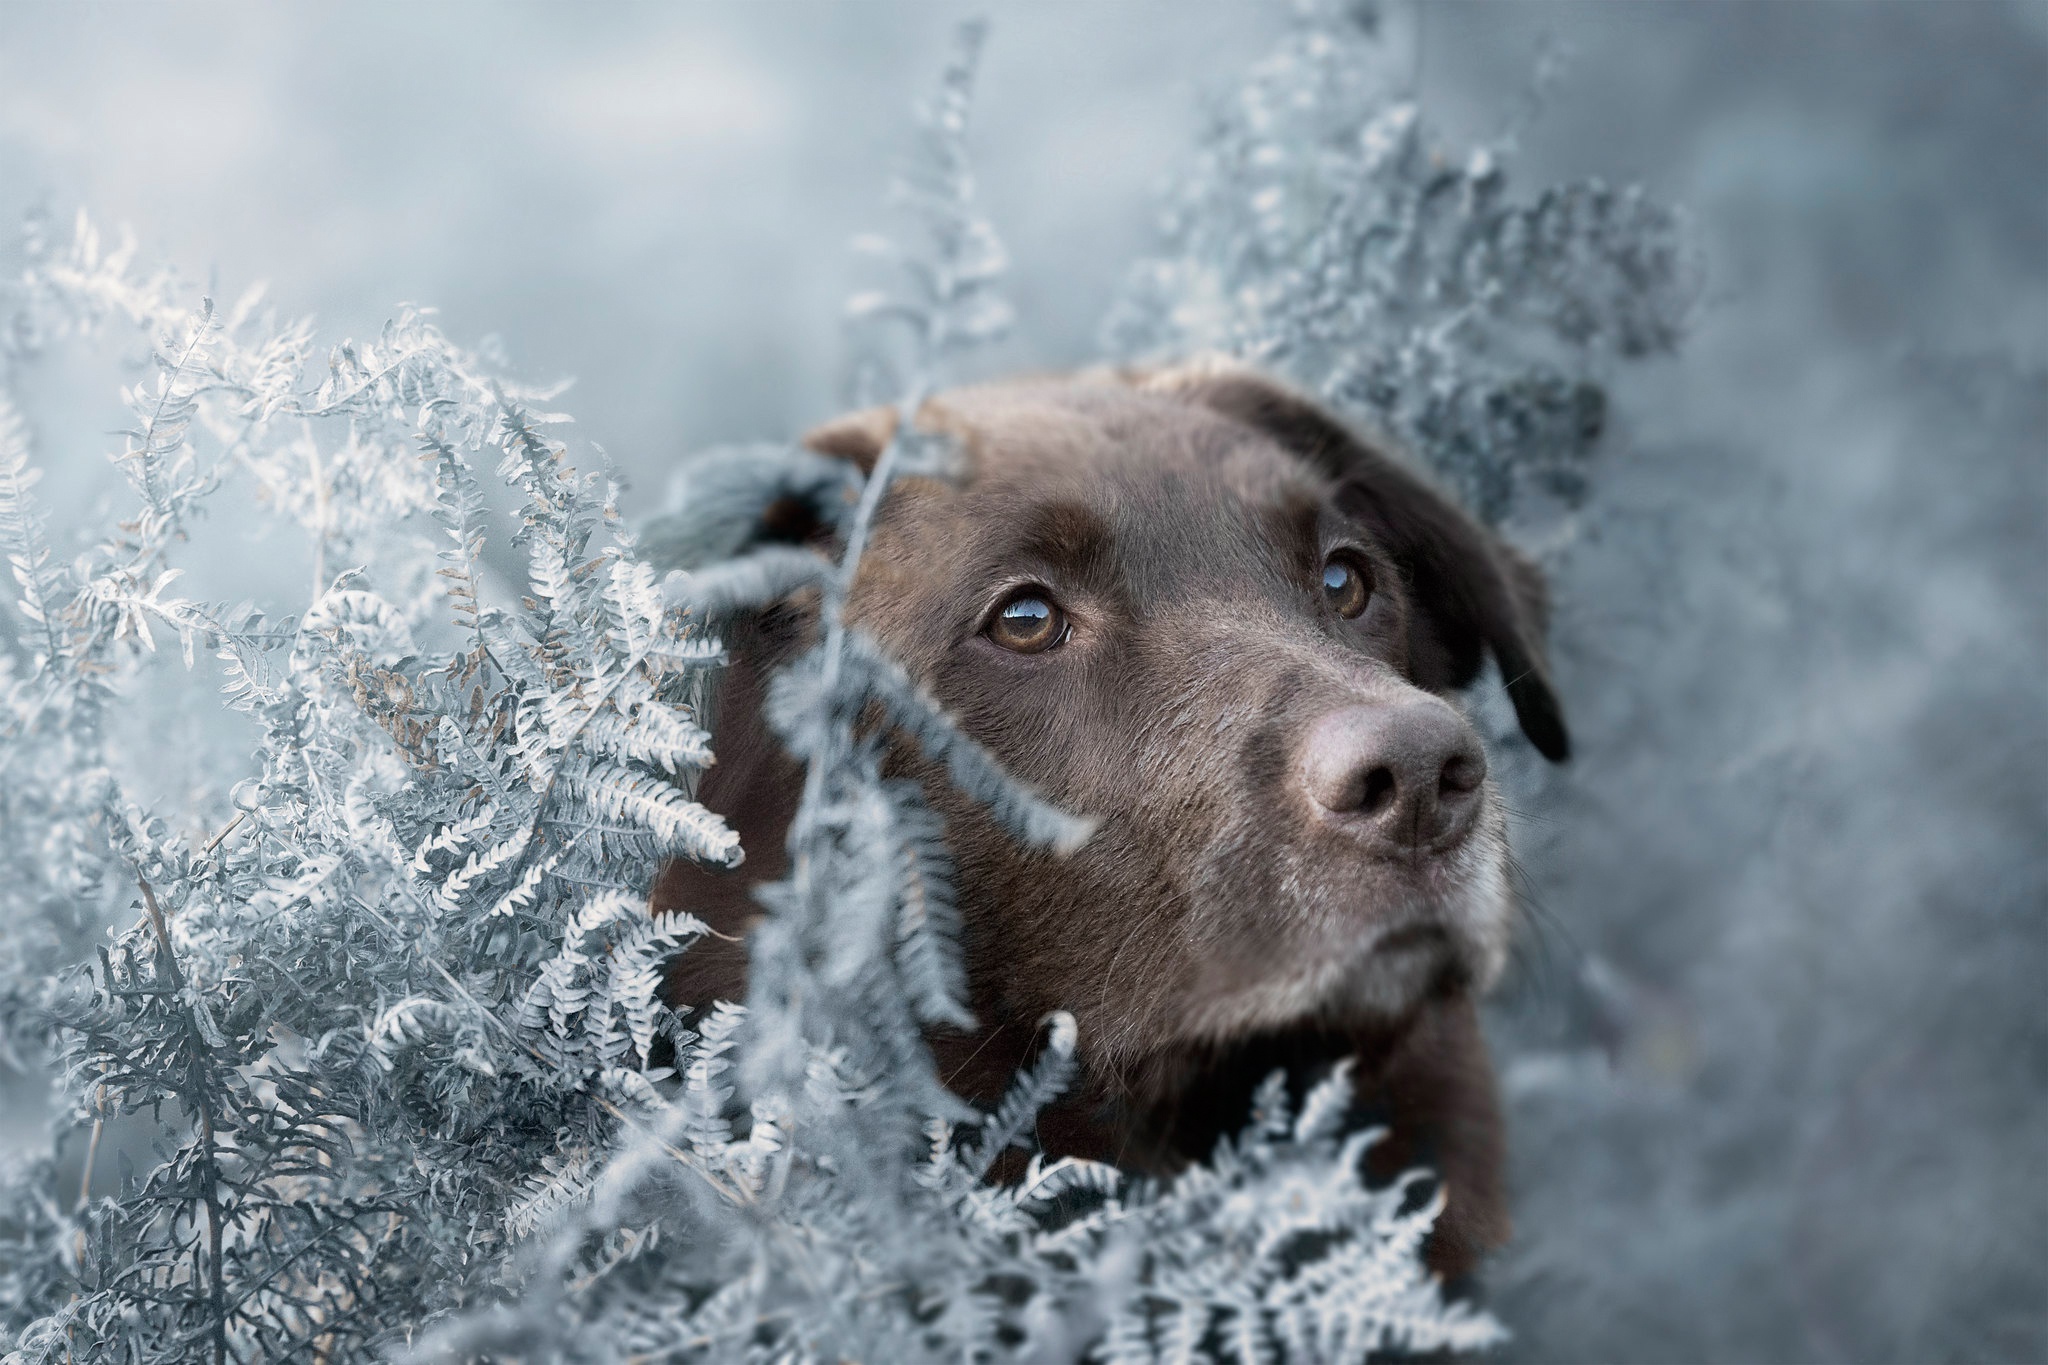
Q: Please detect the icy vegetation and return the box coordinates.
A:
[7,1,2026,1360]
[0,8,1702,1357]
[1104,5,1697,527]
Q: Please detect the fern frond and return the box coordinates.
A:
[1291,1060,1355,1144]
[0,396,67,666]
[1011,1155,1123,1210]
[567,760,742,868]
[642,442,859,571]
[965,1011,1077,1178]
[877,778,972,1030]
[844,630,1095,853]
[583,676,714,773]
[433,828,532,915]
[661,544,831,620]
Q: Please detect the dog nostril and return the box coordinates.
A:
[1359,766,1397,817]
[1439,754,1481,799]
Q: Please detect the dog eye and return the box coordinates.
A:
[987,590,1067,653]
[1322,554,1372,618]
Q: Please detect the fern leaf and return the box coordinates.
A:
[1292,1060,1355,1144]
[661,544,831,620]
[965,1011,1077,1178]
[842,630,1096,853]
[642,442,860,571]
[878,779,973,1030]
[568,759,742,868]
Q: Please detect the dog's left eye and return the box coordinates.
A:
[987,590,1068,653]
[1322,554,1372,618]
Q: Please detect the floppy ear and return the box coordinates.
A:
[1135,361,1570,762]
[801,404,897,475]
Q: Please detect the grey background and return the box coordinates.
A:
[2,3,2042,1361]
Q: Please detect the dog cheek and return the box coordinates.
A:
[1037,744,1265,1053]
[939,800,1200,1060]
[1161,798,1317,1019]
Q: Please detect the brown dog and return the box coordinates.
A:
[654,360,1568,1279]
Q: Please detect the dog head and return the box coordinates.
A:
[757,362,1567,1074]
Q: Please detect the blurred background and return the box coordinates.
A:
[2,3,2042,1361]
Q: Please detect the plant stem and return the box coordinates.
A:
[140,876,230,1365]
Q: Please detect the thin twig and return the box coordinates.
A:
[75,1085,106,1213]
[203,810,247,855]
[139,877,230,1365]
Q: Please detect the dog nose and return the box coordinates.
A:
[1300,701,1487,849]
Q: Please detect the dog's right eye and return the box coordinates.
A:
[1322,553,1373,618]
[987,590,1068,653]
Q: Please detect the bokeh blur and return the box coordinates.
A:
[3,3,2042,1361]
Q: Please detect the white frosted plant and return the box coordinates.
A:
[0,9,1692,1362]
[1105,0,1699,526]
[0,205,747,1362]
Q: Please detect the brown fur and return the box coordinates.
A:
[653,363,1565,1281]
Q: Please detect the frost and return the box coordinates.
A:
[1105,0,1699,526]
[0,10,1696,1361]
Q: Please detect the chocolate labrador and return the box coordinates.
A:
[653,359,1568,1279]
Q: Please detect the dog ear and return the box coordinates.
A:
[802,404,897,474]
[1134,361,1570,762]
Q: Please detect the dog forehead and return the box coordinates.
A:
[929,380,1319,520]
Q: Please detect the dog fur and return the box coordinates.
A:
[653,361,1567,1280]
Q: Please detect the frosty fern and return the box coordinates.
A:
[0,7,1688,1361]
[1106,3,1696,527]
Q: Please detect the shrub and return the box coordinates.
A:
[0,7,1688,1361]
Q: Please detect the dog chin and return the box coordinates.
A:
[1171,814,1514,1046]
[1180,900,1506,1045]
[1324,925,1471,1021]
[1323,834,1513,1021]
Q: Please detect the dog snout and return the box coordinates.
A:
[1300,701,1487,851]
